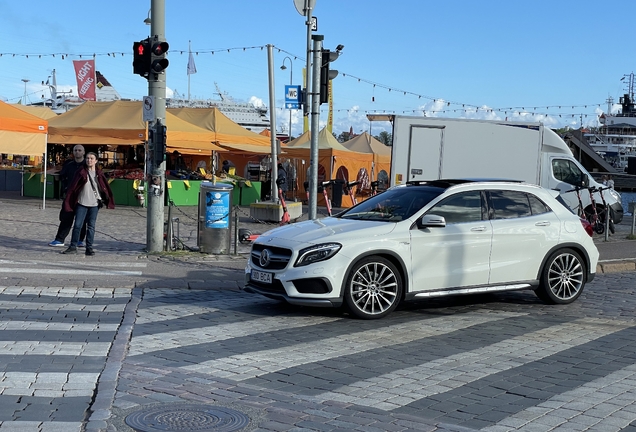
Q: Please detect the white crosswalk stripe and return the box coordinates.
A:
[0,341,111,356]
[313,318,630,410]
[0,259,146,276]
[128,314,346,356]
[0,372,100,397]
[0,321,119,331]
[179,310,526,379]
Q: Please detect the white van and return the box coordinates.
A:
[388,116,624,223]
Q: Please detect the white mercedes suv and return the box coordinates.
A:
[244,180,599,319]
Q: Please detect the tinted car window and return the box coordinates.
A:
[427,191,483,224]
[340,186,444,221]
[490,190,531,219]
[528,194,551,215]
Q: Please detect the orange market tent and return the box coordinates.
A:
[48,101,225,155]
[168,107,273,175]
[12,104,59,120]
[342,132,391,190]
[0,100,49,206]
[284,128,374,207]
[0,100,48,156]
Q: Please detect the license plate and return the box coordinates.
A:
[251,269,273,284]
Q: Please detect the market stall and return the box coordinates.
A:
[284,128,374,208]
[47,100,226,206]
[0,101,48,201]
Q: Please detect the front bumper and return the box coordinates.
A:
[243,259,345,308]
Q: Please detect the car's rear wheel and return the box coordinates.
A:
[535,248,586,304]
[344,256,402,319]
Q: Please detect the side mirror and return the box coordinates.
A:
[580,173,589,188]
[418,214,446,229]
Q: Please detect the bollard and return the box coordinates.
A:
[233,207,239,256]
[604,204,609,242]
[630,201,636,236]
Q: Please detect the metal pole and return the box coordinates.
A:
[304,1,313,132]
[288,61,293,141]
[233,208,239,256]
[309,35,323,220]
[604,204,609,242]
[267,44,278,203]
[147,0,167,253]
[187,40,191,101]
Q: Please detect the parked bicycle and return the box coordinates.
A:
[583,186,605,235]
[590,186,616,235]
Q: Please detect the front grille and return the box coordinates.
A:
[248,279,286,294]
[251,244,292,270]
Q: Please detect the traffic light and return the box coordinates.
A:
[150,40,170,74]
[319,48,340,104]
[133,38,151,78]
[154,120,167,165]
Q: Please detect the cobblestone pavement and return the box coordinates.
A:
[105,273,636,432]
[2,193,636,431]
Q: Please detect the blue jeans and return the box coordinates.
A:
[71,204,99,248]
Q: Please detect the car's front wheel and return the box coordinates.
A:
[535,248,586,304]
[344,256,402,319]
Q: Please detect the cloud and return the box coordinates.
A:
[249,96,265,108]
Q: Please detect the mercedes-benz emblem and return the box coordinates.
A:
[259,249,271,267]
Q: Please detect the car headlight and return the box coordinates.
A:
[609,189,621,201]
[295,243,342,267]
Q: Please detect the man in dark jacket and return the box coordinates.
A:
[48,145,87,247]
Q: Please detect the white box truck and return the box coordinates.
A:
[388,116,624,223]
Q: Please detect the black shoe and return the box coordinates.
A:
[85,248,95,256]
[61,246,77,254]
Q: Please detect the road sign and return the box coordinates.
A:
[142,96,155,122]
[285,85,301,110]
[311,16,317,31]
[293,0,316,16]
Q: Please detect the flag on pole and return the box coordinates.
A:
[187,52,197,75]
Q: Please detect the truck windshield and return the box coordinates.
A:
[339,186,444,222]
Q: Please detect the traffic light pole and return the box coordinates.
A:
[147,0,167,253]
[309,35,323,220]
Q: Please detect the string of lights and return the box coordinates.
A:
[1,45,605,121]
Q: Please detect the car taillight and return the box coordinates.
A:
[580,218,594,237]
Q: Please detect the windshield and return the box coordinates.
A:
[339,186,444,221]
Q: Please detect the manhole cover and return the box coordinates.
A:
[125,404,250,432]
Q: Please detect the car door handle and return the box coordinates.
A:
[535,221,551,226]
[470,226,487,232]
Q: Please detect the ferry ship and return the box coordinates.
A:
[166,83,270,133]
[584,73,636,172]
[31,70,270,133]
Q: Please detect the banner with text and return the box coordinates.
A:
[73,59,97,101]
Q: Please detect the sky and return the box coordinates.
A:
[1,0,634,137]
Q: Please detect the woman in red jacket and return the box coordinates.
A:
[61,152,115,255]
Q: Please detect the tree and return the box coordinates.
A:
[375,131,392,146]
[337,131,353,142]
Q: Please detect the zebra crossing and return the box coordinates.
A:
[0,286,130,432]
[119,286,636,431]
[0,259,145,277]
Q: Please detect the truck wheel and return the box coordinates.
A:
[535,248,586,304]
[344,256,402,319]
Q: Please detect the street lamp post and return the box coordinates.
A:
[280,57,293,142]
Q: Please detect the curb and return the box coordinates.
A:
[597,260,636,274]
